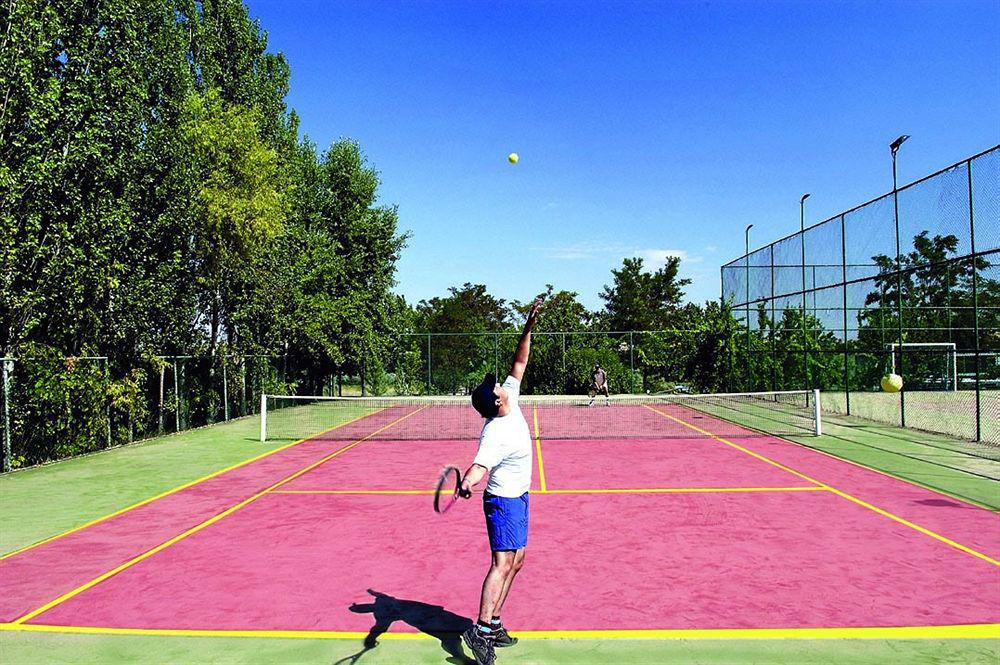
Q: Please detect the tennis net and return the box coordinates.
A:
[260,390,821,442]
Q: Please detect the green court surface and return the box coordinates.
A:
[783,412,1000,511]
[0,630,996,665]
[1,410,998,664]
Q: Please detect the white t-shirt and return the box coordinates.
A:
[473,375,532,497]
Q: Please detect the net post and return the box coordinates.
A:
[813,388,822,436]
[260,393,267,442]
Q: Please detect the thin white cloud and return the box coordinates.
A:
[638,248,702,265]
[536,242,702,267]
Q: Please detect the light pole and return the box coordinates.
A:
[890,134,909,426]
[800,193,810,388]
[745,224,753,389]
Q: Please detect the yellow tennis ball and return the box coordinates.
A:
[880,373,903,393]
[507,152,519,164]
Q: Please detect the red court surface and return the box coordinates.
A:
[539,437,816,489]
[1,403,998,637]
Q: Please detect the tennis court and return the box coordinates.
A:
[2,393,997,647]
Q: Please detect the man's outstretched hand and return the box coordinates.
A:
[526,297,542,328]
[511,297,543,381]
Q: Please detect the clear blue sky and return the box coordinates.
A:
[244,0,999,310]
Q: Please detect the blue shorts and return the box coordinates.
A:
[483,492,529,551]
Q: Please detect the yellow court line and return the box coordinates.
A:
[0,409,384,561]
[270,487,825,496]
[763,425,1000,513]
[670,400,999,513]
[644,406,1000,568]
[543,486,828,494]
[1,622,997,640]
[272,489,437,495]
[533,405,548,493]
[10,407,428,626]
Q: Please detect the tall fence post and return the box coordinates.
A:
[2,359,11,472]
[801,230,811,391]
[427,334,432,394]
[745,257,751,392]
[840,214,851,415]
[561,333,567,391]
[259,393,267,443]
[361,346,367,397]
[158,361,165,434]
[240,356,248,416]
[173,357,180,432]
[892,155,906,428]
[629,331,635,393]
[222,356,229,421]
[813,389,823,436]
[770,246,777,392]
[104,358,111,448]
[968,157,981,441]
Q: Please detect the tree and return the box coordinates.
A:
[599,256,690,331]
[180,87,288,359]
[0,1,409,461]
[511,285,593,393]
[416,284,510,393]
[318,139,408,390]
[855,231,992,389]
[683,301,739,393]
[599,257,691,389]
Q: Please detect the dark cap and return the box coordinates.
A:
[471,373,499,418]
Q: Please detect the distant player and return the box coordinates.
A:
[459,298,541,665]
[589,363,610,406]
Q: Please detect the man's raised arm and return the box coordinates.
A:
[509,298,542,381]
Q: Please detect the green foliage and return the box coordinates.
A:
[181,88,287,283]
[855,232,998,390]
[1,1,407,467]
[108,367,150,444]
[683,301,738,393]
[509,286,591,393]
[392,349,426,396]
[416,284,511,393]
[599,257,690,331]
[9,345,108,467]
[564,343,636,395]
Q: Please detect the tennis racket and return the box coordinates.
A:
[433,465,471,514]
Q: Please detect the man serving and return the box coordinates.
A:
[459,297,541,665]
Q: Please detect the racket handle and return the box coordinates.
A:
[459,485,472,499]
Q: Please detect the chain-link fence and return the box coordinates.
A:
[0,336,701,471]
[0,354,301,472]
[721,146,1000,444]
[382,331,644,397]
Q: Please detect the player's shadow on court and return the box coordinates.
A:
[333,589,474,665]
